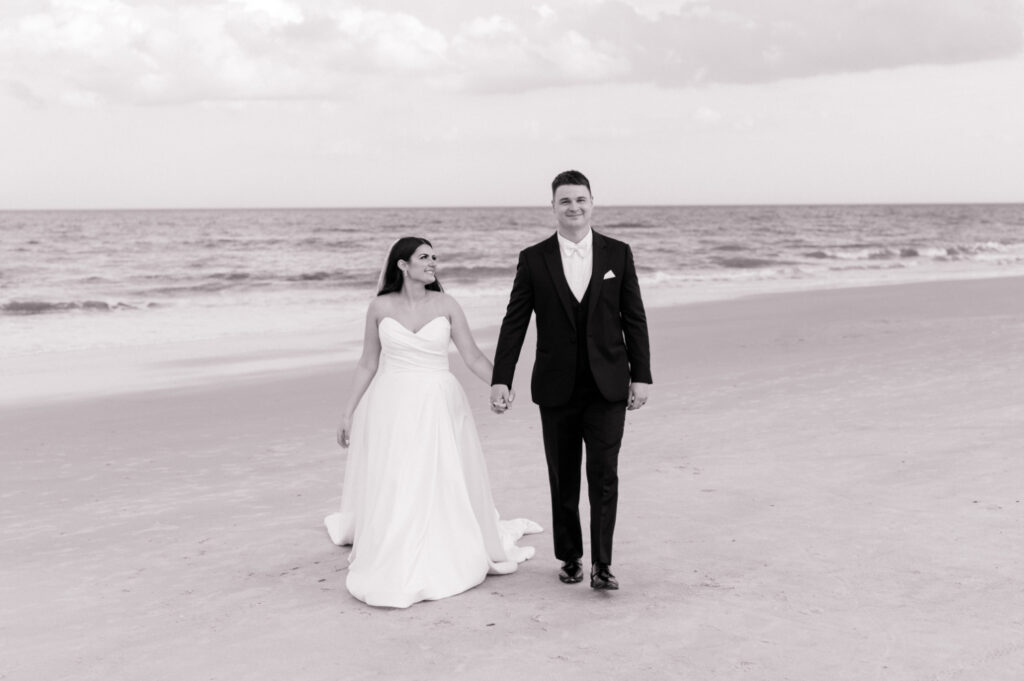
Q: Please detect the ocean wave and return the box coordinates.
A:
[195,237,291,250]
[296,237,354,249]
[804,247,912,260]
[285,270,366,283]
[941,242,1011,259]
[827,263,908,272]
[601,222,651,230]
[209,272,252,281]
[144,281,246,295]
[712,256,788,269]
[311,225,368,233]
[129,270,370,296]
[438,265,515,281]
[802,242,1015,262]
[642,265,810,285]
[904,247,947,258]
[1,299,145,315]
[198,238,241,249]
[289,271,333,281]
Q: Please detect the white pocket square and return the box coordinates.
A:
[603,270,616,280]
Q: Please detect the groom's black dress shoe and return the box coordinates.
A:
[590,563,619,590]
[559,560,584,584]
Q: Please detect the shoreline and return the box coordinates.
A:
[4,271,1024,410]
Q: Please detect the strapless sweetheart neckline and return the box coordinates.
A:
[380,315,448,335]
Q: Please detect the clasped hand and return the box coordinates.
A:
[627,382,650,411]
[489,385,515,414]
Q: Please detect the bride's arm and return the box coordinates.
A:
[337,300,383,447]
[446,295,493,385]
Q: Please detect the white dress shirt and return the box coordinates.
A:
[557,229,593,302]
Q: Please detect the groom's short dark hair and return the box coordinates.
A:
[552,170,591,196]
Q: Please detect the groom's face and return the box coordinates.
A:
[552,184,593,233]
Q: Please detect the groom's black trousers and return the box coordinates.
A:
[539,376,627,567]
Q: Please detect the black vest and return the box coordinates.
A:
[571,287,598,398]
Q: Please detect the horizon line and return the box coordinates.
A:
[3,199,1024,213]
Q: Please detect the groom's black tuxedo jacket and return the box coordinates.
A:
[492,230,652,407]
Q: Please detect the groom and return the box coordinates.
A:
[490,170,652,591]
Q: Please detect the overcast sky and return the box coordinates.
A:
[2,0,1023,209]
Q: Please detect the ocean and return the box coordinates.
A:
[3,203,1024,360]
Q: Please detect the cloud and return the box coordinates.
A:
[580,0,1024,85]
[1,0,1021,105]
[534,4,557,22]
[0,0,454,104]
[229,0,304,27]
[332,7,448,73]
[449,15,630,93]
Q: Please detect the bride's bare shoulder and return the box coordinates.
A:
[367,294,395,319]
[432,291,462,312]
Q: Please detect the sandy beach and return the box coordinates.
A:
[3,275,1024,681]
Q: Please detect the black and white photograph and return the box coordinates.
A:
[2,1,1023,679]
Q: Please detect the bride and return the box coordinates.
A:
[324,236,541,608]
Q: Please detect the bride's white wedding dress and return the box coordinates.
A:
[324,315,541,608]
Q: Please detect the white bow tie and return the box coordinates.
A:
[563,243,589,259]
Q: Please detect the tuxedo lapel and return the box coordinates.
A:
[586,231,609,322]
[541,235,577,329]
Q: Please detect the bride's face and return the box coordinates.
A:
[402,245,438,286]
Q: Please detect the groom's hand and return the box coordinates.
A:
[490,384,514,413]
[627,382,650,411]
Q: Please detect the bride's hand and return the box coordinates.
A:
[337,416,352,448]
[490,384,514,413]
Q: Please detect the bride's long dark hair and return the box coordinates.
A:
[377,236,444,296]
